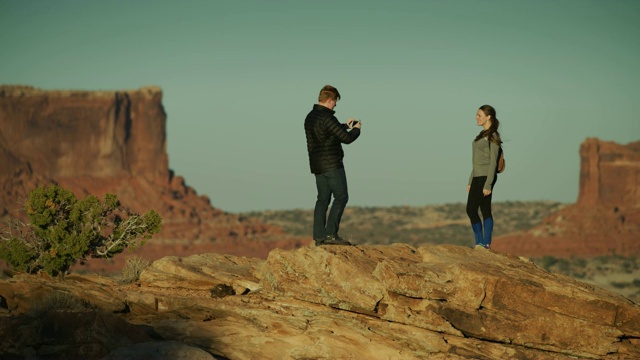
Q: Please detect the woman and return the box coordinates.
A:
[466,104,502,249]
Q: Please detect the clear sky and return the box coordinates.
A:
[1,0,639,212]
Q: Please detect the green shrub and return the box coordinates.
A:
[0,185,162,276]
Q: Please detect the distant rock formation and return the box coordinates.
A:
[0,86,300,267]
[578,138,640,207]
[0,86,168,181]
[1,244,638,359]
[494,138,640,257]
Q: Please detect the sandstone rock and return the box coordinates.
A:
[0,273,127,315]
[139,253,262,294]
[578,138,640,207]
[0,85,167,179]
[1,244,638,359]
[263,244,640,358]
[101,341,217,360]
[0,309,156,359]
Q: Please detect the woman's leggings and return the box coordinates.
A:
[466,176,496,223]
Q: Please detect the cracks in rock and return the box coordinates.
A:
[458,332,610,360]
[425,296,449,303]
[618,334,640,341]
[390,290,447,302]
[328,304,379,318]
[477,282,488,311]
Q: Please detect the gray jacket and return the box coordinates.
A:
[468,137,500,190]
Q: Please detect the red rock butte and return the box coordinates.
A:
[494,138,640,257]
[0,85,303,271]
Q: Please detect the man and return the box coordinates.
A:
[304,85,362,246]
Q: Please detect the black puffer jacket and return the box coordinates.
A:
[304,104,361,174]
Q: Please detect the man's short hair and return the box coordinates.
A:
[318,85,341,103]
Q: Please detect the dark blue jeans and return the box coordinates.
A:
[313,168,349,239]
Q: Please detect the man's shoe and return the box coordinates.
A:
[313,237,325,246]
[321,235,353,246]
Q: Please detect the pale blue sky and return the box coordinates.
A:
[1,0,639,212]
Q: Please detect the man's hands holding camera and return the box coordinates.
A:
[347,118,362,129]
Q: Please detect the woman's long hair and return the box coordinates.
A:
[474,104,502,145]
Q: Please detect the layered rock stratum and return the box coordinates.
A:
[494,138,640,257]
[1,244,639,359]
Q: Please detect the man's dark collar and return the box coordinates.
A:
[313,103,335,114]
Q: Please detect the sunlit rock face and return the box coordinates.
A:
[1,245,639,359]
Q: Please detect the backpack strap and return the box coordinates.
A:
[488,137,502,173]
